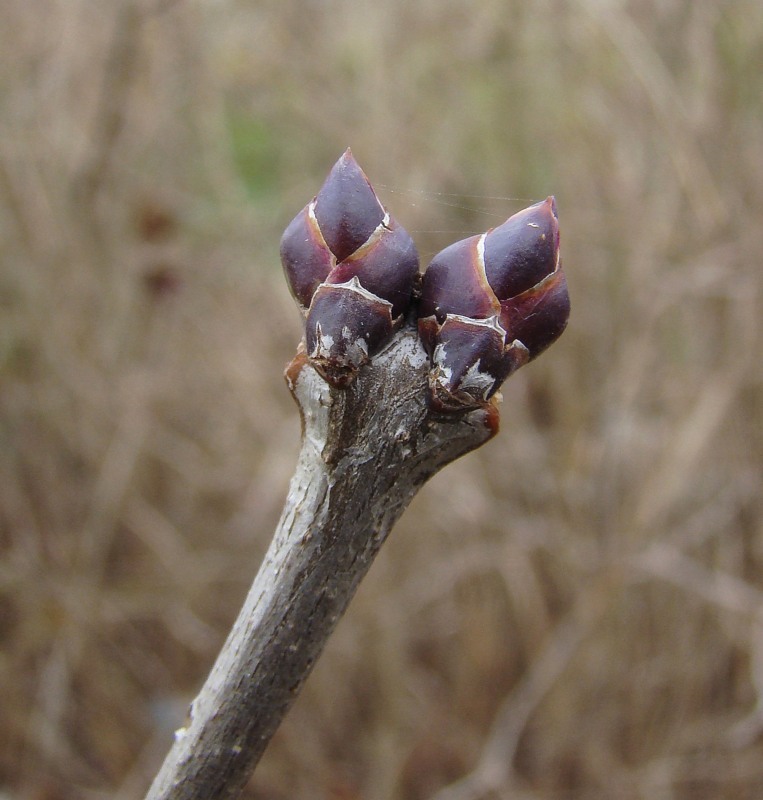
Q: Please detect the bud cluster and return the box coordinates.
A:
[418,198,569,411]
[281,151,570,407]
[280,149,419,387]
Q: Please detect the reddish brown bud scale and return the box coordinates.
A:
[279,205,334,309]
[500,268,569,358]
[327,218,419,319]
[280,149,419,387]
[417,236,499,322]
[418,197,570,412]
[425,315,529,411]
[305,279,395,388]
[484,198,560,298]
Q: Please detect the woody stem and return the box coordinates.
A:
[144,326,497,800]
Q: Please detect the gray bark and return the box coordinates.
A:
[144,326,497,800]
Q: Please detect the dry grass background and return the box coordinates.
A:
[1,0,762,798]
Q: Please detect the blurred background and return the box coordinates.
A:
[1,0,762,798]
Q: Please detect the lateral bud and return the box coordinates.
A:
[280,149,419,387]
[418,197,570,412]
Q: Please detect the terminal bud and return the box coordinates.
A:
[280,149,419,387]
[418,197,570,411]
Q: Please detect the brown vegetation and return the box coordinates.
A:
[1,1,762,798]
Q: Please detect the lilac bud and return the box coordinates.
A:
[312,150,384,262]
[418,197,570,411]
[280,149,419,387]
[305,280,394,388]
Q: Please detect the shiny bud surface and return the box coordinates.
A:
[418,197,570,411]
[280,149,419,387]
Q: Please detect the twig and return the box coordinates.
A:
[144,330,498,799]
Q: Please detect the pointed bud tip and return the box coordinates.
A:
[331,147,368,185]
[335,147,361,175]
[315,150,384,263]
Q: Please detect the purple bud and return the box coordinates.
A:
[314,149,385,262]
[280,149,420,387]
[418,197,569,411]
[426,315,528,411]
[305,279,394,388]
